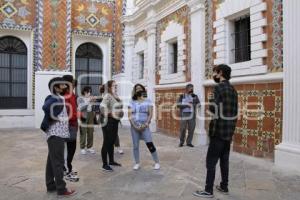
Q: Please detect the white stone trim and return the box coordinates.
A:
[159,21,186,84]
[0,30,34,111]
[133,37,147,85]
[213,0,268,77]
[203,72,283,86]
[72,35,112,84]
[275,0,300,172]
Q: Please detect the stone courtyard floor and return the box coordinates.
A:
[0,128,299,200]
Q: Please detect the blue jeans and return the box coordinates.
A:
[130,126,159,164]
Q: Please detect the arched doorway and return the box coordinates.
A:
[0,36,28,109]
[75,43,103,95]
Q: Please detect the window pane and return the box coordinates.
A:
[11,69,27,83]
[234,16,251,63]
[89,59,102,71]
[0,83,9,96]
[0,68,9,82]
[0,53,10,68]
[11,83,27,97]
[11,54,27,68]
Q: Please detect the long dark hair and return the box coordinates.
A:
[132,84,146,100]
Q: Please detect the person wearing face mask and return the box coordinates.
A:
[100,80,124,172]
[128,84,160,170]
[177,84,200,147]
[40,77,77,197]
[77,86,96,155]
[193,64,238,198]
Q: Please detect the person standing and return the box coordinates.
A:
[100,80,123,172]
[128,84,160,170]
[41,77,76,197]
[177,84,200,147]
[62,75,79,182]
[193,64,238,198]
[77,86,96,155]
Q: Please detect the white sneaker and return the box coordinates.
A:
[133,164,140,170]
[117,148,124,154]
[87,148,96,154]
[154,163,160,170]
[81,149,87,155]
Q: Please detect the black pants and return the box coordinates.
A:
[115,134,120,147]
[101,117,119,166]
[64,126,78,173]
[46,136,67,195]
[205,137,231,194]
[65,140,76,173]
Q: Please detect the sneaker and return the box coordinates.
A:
[69,171,78,176]
[179,143,184,147]
[102,165,113,172]
[187,144,194,147]
[87,148,96,154]
[58,189,77,197]
[117,148,124,154]
[193,190,214,198]
[133,164,140,170]
[154,163,160,170]
[81,149,87,155]
[216,185,229,194]
[109,162,122,167]
[65,174,79,182]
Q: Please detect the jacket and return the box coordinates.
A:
[40,95,64,132]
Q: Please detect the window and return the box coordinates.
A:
[169,41,178,74]
[75,43,103,95]
[138,52,144,79]
[232,15,251,63]
[0,36,27,109]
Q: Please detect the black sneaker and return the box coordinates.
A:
[102,165,114,172]
[179,143,184,147]
[216,185,229,194]
[193,190,214,198]
[187,144,194,147]
[109,162,122,167]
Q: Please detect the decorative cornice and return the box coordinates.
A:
[186,0,205,14]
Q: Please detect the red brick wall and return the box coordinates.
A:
[205,82,283,159]
[155,88,185,137]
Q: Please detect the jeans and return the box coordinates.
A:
[131,126,159,164]
[205,137,231,194]
[64,126,78,173]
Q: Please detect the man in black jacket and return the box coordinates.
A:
[177,84,200,147]
[193,64,238,198]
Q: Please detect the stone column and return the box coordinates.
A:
[275,0,300,172]
[145,20,157,132]
[187,0,207,145]
[118,24,135,126]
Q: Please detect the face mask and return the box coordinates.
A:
[136,91,143,97]
[188,89,194,94]
[142,92,147,98]
[213,75,220,83]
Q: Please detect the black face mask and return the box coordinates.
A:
[188,89,194,94]
[142,92,147,98]
[136,91,143,98]
[60,88,68,96]
[213,75,220,83]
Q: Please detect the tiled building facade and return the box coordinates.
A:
[0,0,125,128]
[1,0,300,171]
